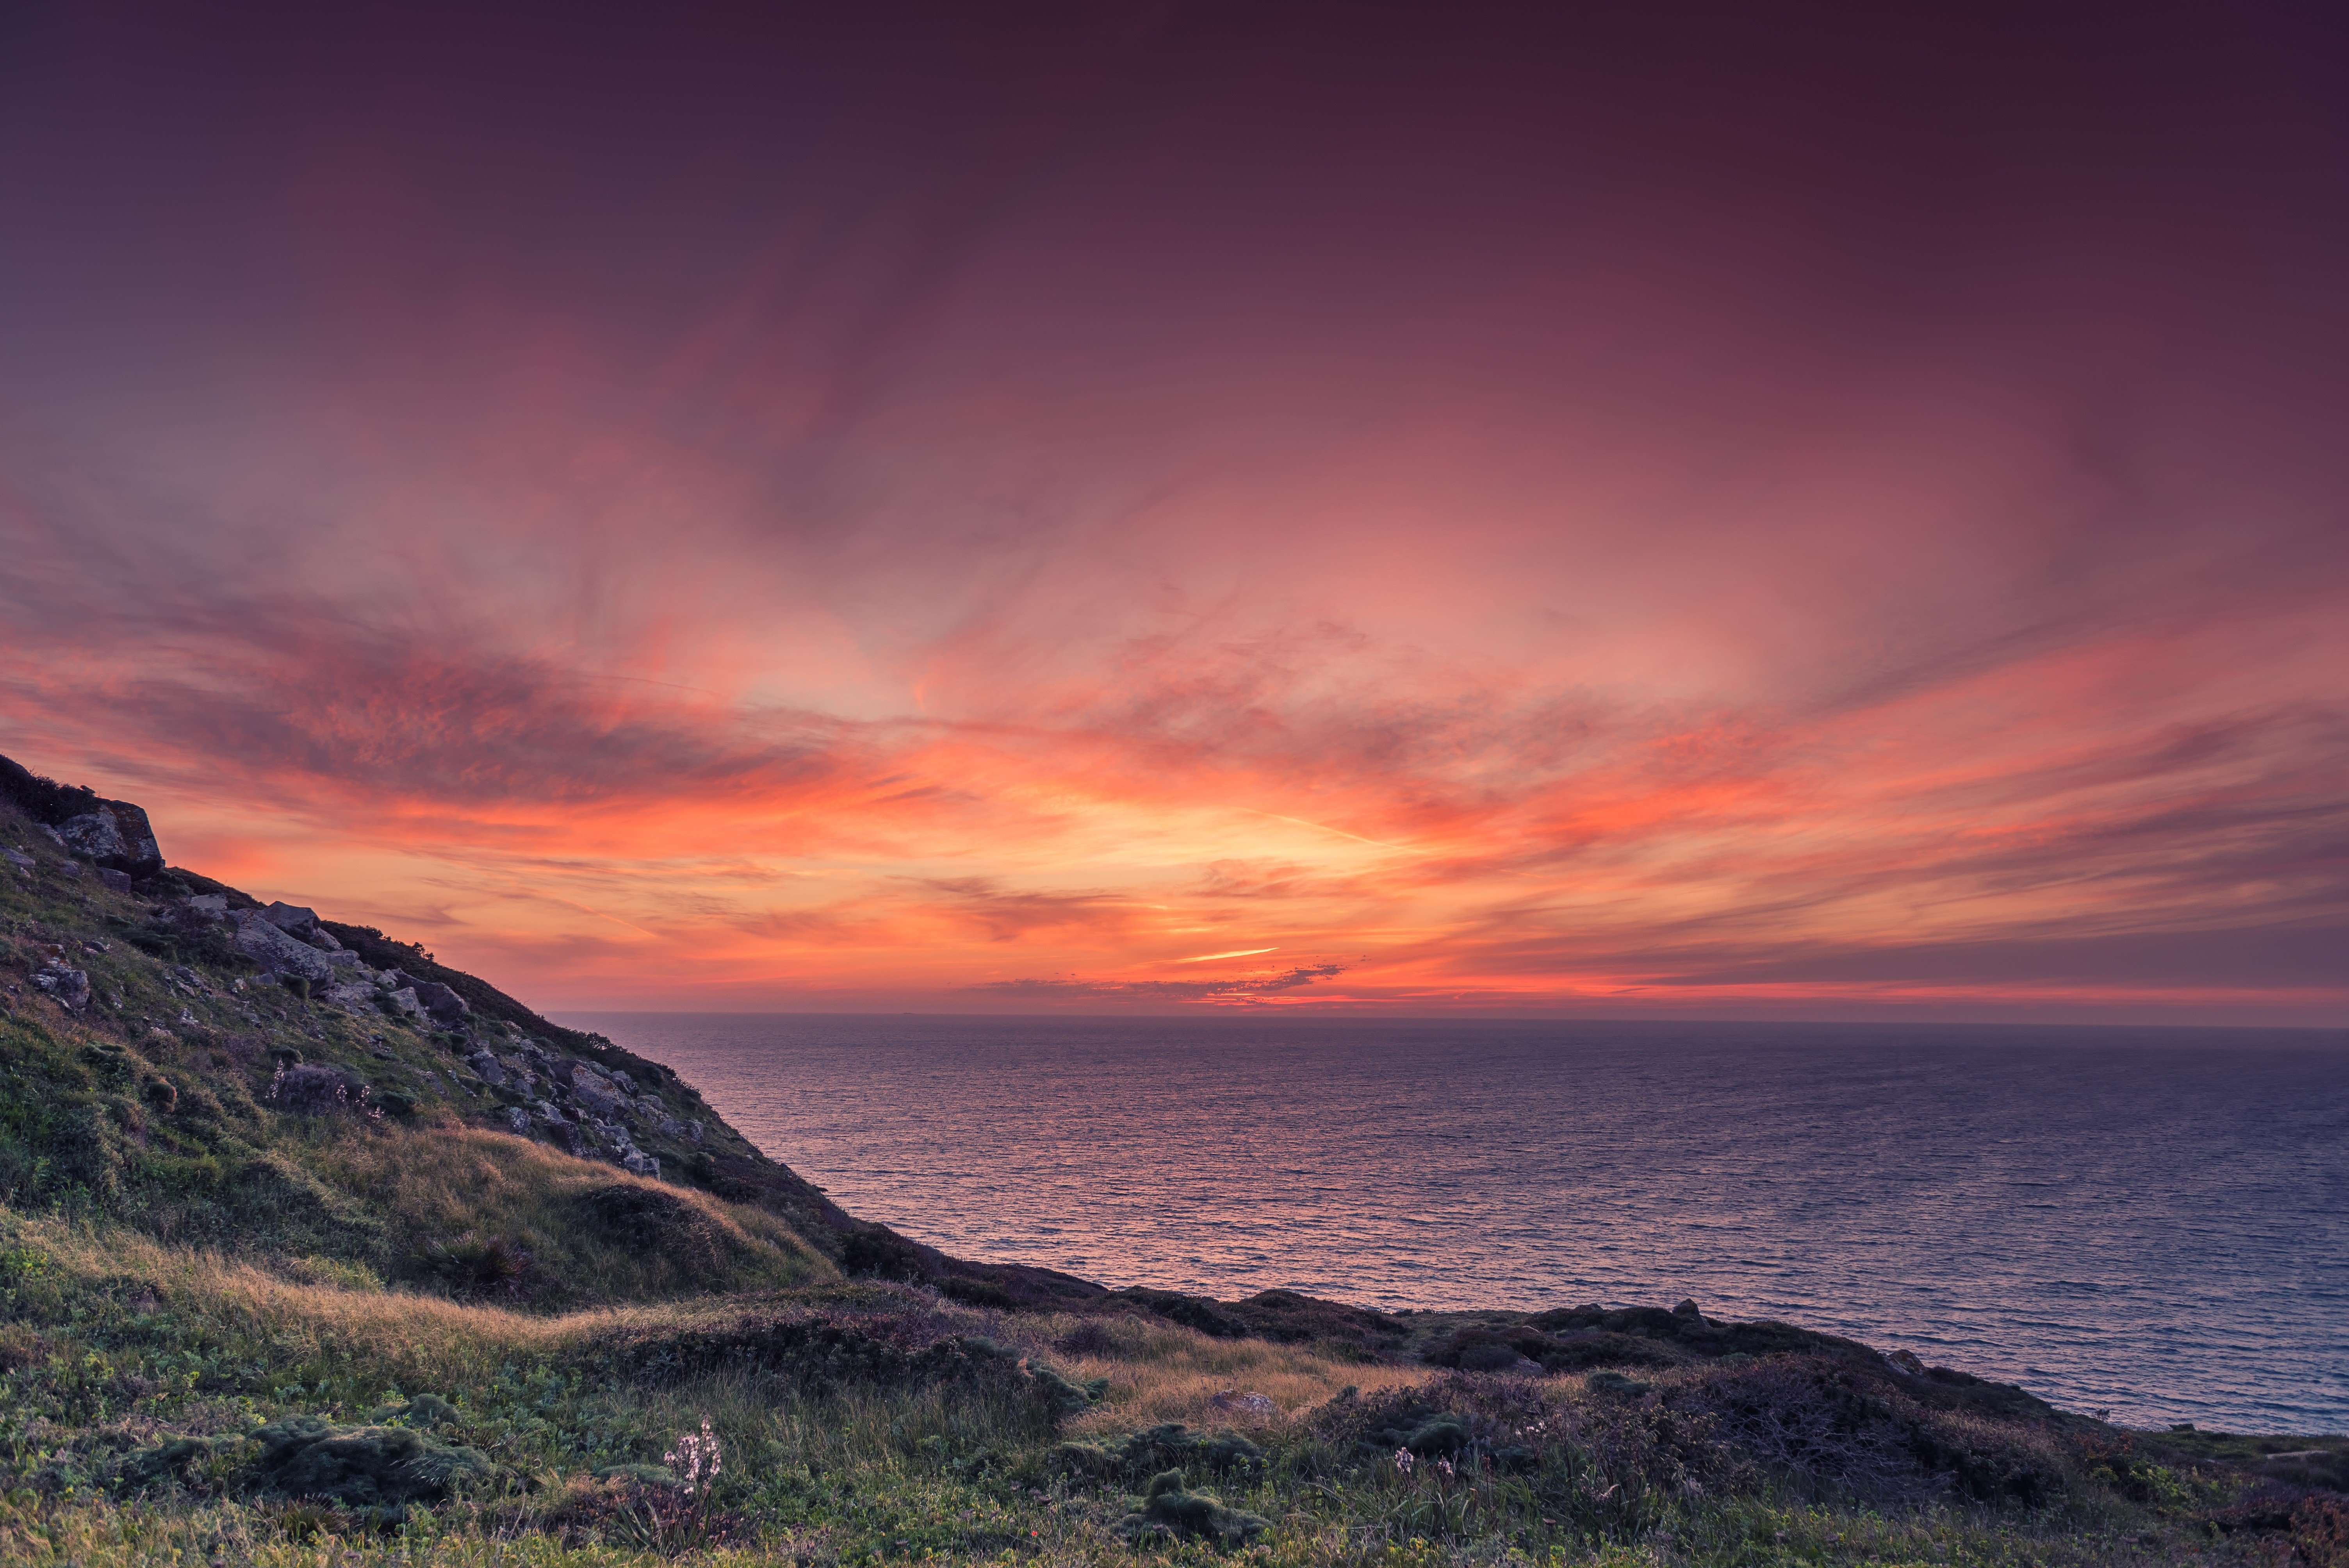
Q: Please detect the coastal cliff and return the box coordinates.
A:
[1,753,2340,1566]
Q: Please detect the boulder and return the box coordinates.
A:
[55,801,163,877]
[232,914,335,982]
[96,867,133,892]
[410,980,469,1025]
[2,846,32,870]
[572,1080,627,1121]
[611,1070,638,1096]
[622,1150,661,1178]
[467,1051,508,1087]
[380,986,423,1019]
[32,962,90,1012]
[264,901,322,935]
[186,893,228,916]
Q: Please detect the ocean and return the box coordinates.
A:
[551,1012,2349,1433]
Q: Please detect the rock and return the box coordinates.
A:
[502,1106,531,1135]
[32,962,90,1011]
[408,980,469,1025]
[231,912,335,982]
[303,926,343,951]
[573,1080,627,1120]
[321,980,380,1009]
[380,987,422,1019]
[653,1114,687,1139]
[611,1070,638,1096]
[467,1051,507,1087]
[185,893,228,916]
[1885,1349,1927,1377]
[55,858,80,877]
[686,1119,704,1144]
[264,901,322,935]
[2,846,30,873]
[621,1150,661,1178]
[55,802,164,876]
[323,949,364,968]
[1674,1298,1702,1319]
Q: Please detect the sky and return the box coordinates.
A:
[1,4,2344,1023]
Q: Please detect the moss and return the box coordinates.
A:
[1119,1469,1268,1546]
[247,1415,496,1505]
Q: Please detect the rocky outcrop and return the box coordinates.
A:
[386,971,469,1026]
[32,961,91,1012]
[230,911,336,982]
[55,803,165,878]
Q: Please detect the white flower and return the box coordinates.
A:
[663,1417,722,1494]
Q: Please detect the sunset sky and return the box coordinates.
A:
[2,5,2343,1022]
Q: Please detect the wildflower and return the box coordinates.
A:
[665,1417,722,1495]
[1394,1448,1414,1475]
[1435,1457,1454,1477]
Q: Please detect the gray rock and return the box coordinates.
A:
[686,1119,704,1145]
[264,902,322,935]
[324,949,364,968]
[231,913,334,981]
[620,1150,660,1179]
[653,1114,687,1139]
[503,1105,531,1135]
[54,801,163,876]
[410,981,469,1025]
[380,987,423,1019]
[572,1080,626,1121]
[1,847,32,870]
[32,963,89,1011]
[186,893,228,916]
[96,867,133,892]
[320,981,379,1009]
[57,810,128,861]
[55,859,80,877]
[466,1051,507,1087]
[610,1071,637,1096]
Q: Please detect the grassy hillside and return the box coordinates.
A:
[1,770,2343,1567]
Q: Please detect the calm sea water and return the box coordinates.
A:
[552,1013,2349,1433]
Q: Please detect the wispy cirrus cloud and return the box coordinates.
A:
[1,5,2343,1022]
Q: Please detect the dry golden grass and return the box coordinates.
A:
[4,1208,839,1395]
[1039,1312,1433,1433]
[294,1124,836,1302]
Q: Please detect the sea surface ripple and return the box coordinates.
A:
[555,1013,2349,1433]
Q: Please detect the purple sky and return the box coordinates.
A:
[2,4,2344,1020]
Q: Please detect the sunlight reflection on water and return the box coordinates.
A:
[555,1012,2349,1432]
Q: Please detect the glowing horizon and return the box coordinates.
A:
[2,7,2342,1025]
